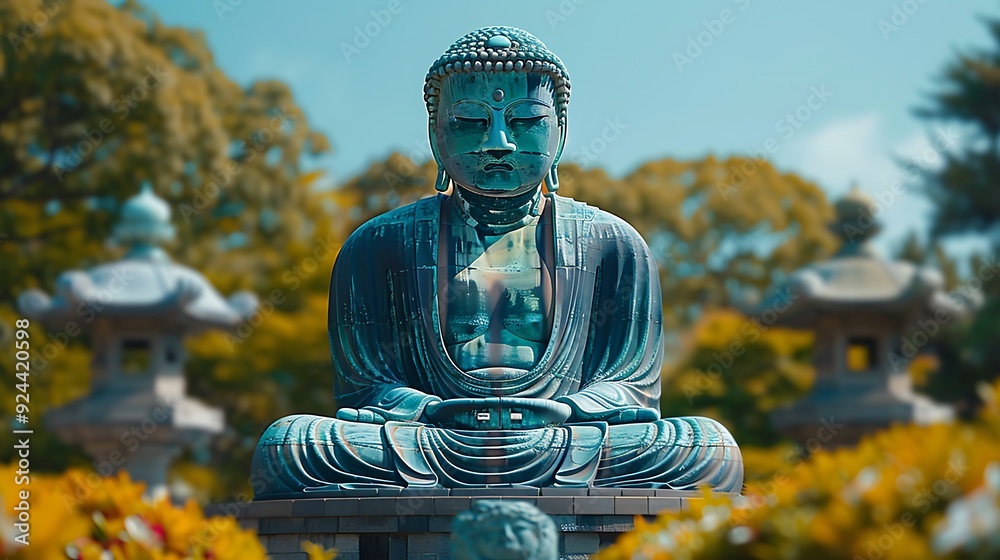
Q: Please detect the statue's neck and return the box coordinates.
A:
[451,184,544,235]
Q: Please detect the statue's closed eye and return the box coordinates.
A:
[509,116,545,128]
[454,116,488,126]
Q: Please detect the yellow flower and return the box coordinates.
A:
[0,465,268,560]
[302,541,338,560]
[598,385,1000,560]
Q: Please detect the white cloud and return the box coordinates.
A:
[780,113,894,194]
[775,114,934,255]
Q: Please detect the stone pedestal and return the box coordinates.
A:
[208,488,703,560]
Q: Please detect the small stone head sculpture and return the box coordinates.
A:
[424,27,570,195]
[450,500,558,560]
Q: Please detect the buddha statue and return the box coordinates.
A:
[251,26,743,496]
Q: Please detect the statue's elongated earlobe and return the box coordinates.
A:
[435,166,450,192]
[429,122,450,192]
[546,121,567,193]
[546,164,559,192]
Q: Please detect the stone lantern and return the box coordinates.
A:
[748,187,975,447]
[18,186,258,498]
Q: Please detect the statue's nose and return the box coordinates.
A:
[483,121,516,158]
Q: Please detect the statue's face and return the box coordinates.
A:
[433,72,561,196]
[473,516,539,560]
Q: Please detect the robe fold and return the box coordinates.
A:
[252,193,743,497]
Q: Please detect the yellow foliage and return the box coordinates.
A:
[909,354,940,387]
[0,468,267,559]
[302,542,338,560]
[557,157,838,329]
[663,309,814,446]
[598,380,1000,560]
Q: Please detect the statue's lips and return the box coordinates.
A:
[483,162,514,172]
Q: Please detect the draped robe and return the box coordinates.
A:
[251,193,743,497]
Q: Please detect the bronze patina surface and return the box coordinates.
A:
[251,26,742,497]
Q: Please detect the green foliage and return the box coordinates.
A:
[914,15,1000,415]
[916,18,1000,234]
[0,0,332,497]
[0,0,330,297]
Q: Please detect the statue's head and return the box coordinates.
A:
[425,27,570,196]
[450,500,558,560]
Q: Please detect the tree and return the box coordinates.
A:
[914,15,1000,414]
[557,156,838,328]
[0,0,333,498]
[660,309,814,447]
[331,152,438,231]
[897,231,928,264]
[0,0,330,301]
[916,19,1000,234]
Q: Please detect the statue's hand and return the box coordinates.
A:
[422,397,572,429]
[604,407,659,425]
[335,391,443,424]
[559,398,660,425]
[335,407,388,424]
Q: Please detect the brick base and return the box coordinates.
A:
[208,488,703,560]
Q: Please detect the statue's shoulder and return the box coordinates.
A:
[549,193,648,247]
[341,195,440,252]
[549,192,598,223]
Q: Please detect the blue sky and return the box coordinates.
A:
[145,0,995,257]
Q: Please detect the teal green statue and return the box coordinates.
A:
[251,26,743,496]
